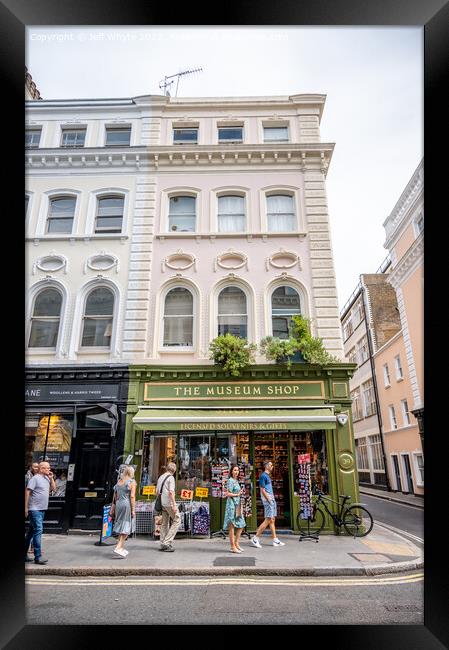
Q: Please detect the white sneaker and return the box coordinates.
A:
[113,548,126,557]
[272,538,285,546]
[251,536,262,548]
[123,549,129,556]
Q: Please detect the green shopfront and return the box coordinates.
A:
[125,364,358,534]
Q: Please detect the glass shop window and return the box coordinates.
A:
[178,434,214,492]
[139,433,177,492]
[291,431,329,495]
[25,412,73,497]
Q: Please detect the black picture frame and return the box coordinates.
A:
[3,0,447,646]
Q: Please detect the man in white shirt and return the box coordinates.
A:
[156,462,180,552]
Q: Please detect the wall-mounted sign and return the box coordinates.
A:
[142,485,156,496]
[180,489,194,500]
[195,487,209,498]
[144,381,325,402]
[25,383,120,402]
[67,464,75,481]
[85,491,97,498]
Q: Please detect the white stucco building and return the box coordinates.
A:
[26,92,344,366]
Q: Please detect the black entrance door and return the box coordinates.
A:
[392,455,402,491]
[402,454,414,494]
[71,429,112,530]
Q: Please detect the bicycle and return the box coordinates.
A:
[296,489,374,538]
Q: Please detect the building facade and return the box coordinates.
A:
[378,159,424,495]
[26,91,360,533]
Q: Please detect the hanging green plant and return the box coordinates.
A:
[259,336,301,369]
[209,333,257,377]
[291,314,340,365]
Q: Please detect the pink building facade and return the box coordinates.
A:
[122,94,344,363]
[378,159,424,495]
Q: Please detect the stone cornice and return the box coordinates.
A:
[25,364,129,381]
[25,143,334,171]
[383,160,423,247]
[387,234,424,289]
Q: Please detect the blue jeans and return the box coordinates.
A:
[25,510,45,560]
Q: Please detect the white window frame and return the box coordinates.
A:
[343,317,353,341]
[389,405,398,430]
[362,379,376,418]
[259,186,303,233]
[157,281,199,353]
[351,388,363,422]
[412,451,424,487]
[347,347,357,365]
[25,127,42,148]
[35,190,82,238]
[394,355,404,380]
[217,286,249,339]
[217,124,244,144]
[104,125,132,147]
[73,280,120,356]
[413,212,424,237]
[26,281,68,357]
[172,126,199,145]
[216,193,246,233]
[60,127,87,148]
[262,123,290,143]
[94,195,125,234]
[160,189,200,234]
[401,399,411,426]
[162,287,195,350]
[46,195,78,235]
[383,363,391,387]
[357,335,369,365]
[264,278,310,341]
[210,187,249,233]
[355,437,369,471]
[86,188,130,237]
[80,286,115,349]
[211,279,255,343]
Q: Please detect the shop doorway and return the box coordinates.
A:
[254,432,291,528]
[401,453,414,494]
[70,419,112,530]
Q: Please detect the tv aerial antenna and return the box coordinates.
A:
[159,67,203,97]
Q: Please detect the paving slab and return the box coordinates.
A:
[25,524,423,576]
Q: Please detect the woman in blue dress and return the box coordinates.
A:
[223,464,246,553]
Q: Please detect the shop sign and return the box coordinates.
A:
[180,489,194,500]
[25,383,120,402]
[142,485,156,496]
[144,381,324,402]
[195,487,209,498]
[85,491,97,498]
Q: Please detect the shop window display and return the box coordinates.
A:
[25,412,73,497]
[291,431,329,495]
[139,433,177,490]
[178,434,214,492]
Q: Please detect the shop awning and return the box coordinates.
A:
[132,407,336,431]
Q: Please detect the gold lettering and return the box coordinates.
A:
[293,386,299,394]
[193,387,200,396]
[284,386,292,394]
[216,387,224,395]
[226,386,232,395]
[274,386,283,395]
[206,387,214,396]
[253,387,261,395]
[267,386,273,394]
[174,387,182,396]
[234,387,241,395]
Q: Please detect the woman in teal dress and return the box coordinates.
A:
[223,464,246,553]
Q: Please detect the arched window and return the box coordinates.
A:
[218,195,245,232]
[95,196,124,233]
[47,196,76,234]
[28,288,62,348]
[271,286,301,338]
[218,286,247,338]
[266,194,296,232]
[163,287,193,346]
[168,196,196,232]
[81,287,114,347]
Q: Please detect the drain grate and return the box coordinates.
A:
[213,556,256,567]
[384,605,421,612]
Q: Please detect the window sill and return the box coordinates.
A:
[157,232,307,240]
[158,348,195,354]
[384,383,391,389]
[27,235,129,242]
[396,376,404,382]
[26,348,57,354]
[76,348,112,355]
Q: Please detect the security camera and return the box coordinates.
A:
[337,414,348,426]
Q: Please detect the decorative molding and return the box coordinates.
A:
[387,235,423,290]
[32,252,68,275]
[214,250,248,272]
[383,161,423,245]
[162,250,196,273]
[266,249,301,271]
[84,252,119,274]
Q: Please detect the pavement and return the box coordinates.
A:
[25,523,423,577]
[359,486,424,509]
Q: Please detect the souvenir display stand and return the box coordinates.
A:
[297,453,319,542]
[133,499,211,538]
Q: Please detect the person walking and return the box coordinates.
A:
[157,462,181,552]
[110,465,136,558]
[25,462,39,488]
[25,461,56,564]
[223,464,246,553]
[251,460,285,548]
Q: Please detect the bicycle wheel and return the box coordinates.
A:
[296,507,325,535]
[342,505,374,537]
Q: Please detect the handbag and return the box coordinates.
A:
[235,501,242,518]
[154,474,170,515]
[192,505,210,536]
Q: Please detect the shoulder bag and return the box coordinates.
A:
[154,474,170,515]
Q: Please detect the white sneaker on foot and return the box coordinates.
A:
[113,548,126,557]
[272,538,285,546]
[251,536,262,548]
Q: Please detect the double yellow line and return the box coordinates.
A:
[26,572,423,588]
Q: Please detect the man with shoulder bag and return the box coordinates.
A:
[156,463,181,552]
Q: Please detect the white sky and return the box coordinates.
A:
[26,26,423,309]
